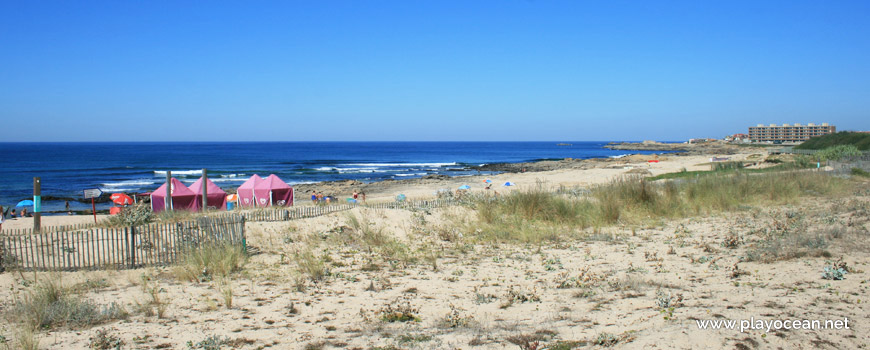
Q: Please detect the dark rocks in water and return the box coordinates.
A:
[421,174,451,181]
[475,158,585,173]
[476,163,525,172]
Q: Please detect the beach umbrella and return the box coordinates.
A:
[16,200,34,207]
[503,182,514,186]
[110,193,133,206]
[227,194,239,202]
[484,179,492,184]
[458,185,471,190]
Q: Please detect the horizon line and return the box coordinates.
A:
[0,140,686,144]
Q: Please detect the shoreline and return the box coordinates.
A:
[291,143,770,202]
[2,145,771,229]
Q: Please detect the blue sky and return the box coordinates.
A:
[1,1,868,141]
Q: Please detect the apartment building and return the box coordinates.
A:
[748,123,836,143]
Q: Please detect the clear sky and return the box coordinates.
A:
[1,1,869,141]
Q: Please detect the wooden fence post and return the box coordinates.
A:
[241,216,247,253]
[128,226,136,268]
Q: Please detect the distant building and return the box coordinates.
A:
[725,133,749,143]
[748,123,836,143]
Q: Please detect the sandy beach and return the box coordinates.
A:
[2,148,868,350]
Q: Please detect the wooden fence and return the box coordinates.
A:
[0,222,97,236]
[230,199,458,222]
[0,199,457,271]
[0,215,245,272]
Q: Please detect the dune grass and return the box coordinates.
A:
[649,160,812,181]
[465,171,850,244]
[6,277,128,330]
[173,243,247,283]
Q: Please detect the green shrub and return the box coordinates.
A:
[816,145,863,161]
[186,335,232,350]
[851,168,870,178]
[796,132,870,151]
[89,328,124,350]
[712,161,744,171]
[101,202,153,227]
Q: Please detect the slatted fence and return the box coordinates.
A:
[0,199,457,271]
[0,215,245,272]
[232,199,457,222]
[0,222,97,236]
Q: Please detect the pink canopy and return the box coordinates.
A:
[150,178,197,212]
[190,177,227,211]
[237,174,262,207]
[253,174,294,207]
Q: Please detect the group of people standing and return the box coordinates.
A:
[310,191,331,204]
[309,190,366,204]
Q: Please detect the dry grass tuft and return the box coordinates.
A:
[173,243,247,283]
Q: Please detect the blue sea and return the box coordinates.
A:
[0,142,673,213]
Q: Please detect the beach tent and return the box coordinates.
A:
[150,178,197,212]
[190,177,227,211]
[503,182,514,186]
[458,185,471,190]
[253,174,294,207]
[237,175,263,207]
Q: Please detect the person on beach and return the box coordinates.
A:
[360,191,366,202]
[352,191,358,201]
[9,209,16,219]
[311,191,318,203]
[0,205,5,231]
[21,208,29,217]
[65,201,71,215]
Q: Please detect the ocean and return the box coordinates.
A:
[0,141,673,213]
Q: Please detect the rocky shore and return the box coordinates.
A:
[605,140,759,155]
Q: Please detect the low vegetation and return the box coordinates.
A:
[6,278,128,330]
[795,131,870,151]
[173,243,247,283]
[814,144,864,161]
[465,171,848,243]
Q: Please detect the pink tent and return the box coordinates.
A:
[237,175,262,207]
[150,178,197,212]
[190,177,227,211]
[253,174,294,207]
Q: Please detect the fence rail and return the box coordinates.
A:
[228,199,458,222]
[0,222,98,236]
[0,215,245,272]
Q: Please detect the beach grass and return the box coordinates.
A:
[6,276,128,330]
[464,171,850,244]
[173,243,247,283]
[648,158,813,181]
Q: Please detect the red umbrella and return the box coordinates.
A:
[110,193,133,206]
